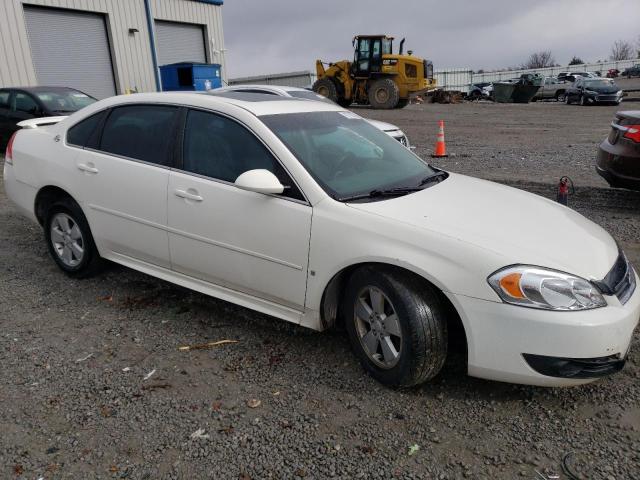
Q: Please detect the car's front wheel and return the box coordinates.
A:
[580,95,587,106]
[556,92,565,102]
[45,198,103,277]
[343,266,448,387]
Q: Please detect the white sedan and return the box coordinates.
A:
[4,92,639,388]
[211,85,411,147]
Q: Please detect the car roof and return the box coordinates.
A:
[85,91,343,117]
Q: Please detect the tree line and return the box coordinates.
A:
[521,37,639,69]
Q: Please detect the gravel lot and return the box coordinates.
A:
[2,97,640,479]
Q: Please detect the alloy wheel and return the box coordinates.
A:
[354,286,403,369]
[50,212,85,267]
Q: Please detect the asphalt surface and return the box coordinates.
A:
[1,97,640,479]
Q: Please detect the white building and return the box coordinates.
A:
[0,0,226,98]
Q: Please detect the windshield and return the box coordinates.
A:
[287,90,336,105]
[584,79,617,89]
[261,111,437,200]
[35,90,96,112]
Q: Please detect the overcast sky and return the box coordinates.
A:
[221,0,640,78]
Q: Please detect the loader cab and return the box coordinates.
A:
[353,35,393,77]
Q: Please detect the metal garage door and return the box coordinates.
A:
[155,21,206,66]
[23,7,116,100]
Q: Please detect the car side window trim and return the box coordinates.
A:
[83,146,174,171]
[174,106,310,205]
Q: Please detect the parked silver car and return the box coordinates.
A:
[211,85,411,147]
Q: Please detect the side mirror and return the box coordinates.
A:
[235,169,284,195]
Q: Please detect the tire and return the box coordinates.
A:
[312,77,339,104]
[556,92,565,102]
[580,95,587,106]
[395,99,409,109]
[368,78,400,109]
[342,266,448,387]
[565,94,571,105]
[44,198,103,278]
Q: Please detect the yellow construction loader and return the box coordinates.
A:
[313,35,436,109]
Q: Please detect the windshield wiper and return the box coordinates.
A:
[419,170,448,186]
[339,187,421,202]
[339,171,448,202]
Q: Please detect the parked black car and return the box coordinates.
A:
[596,110,640,190]
[0,86,96,150]
[565,77,623,106]
[622,64,640,78]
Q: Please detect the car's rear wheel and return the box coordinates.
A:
[343,266,448,387]
[556,92,565,102]
[45,198,103,277]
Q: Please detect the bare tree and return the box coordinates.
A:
[568,56,585,66]
[521,51,556,69]
[610,40,633,61]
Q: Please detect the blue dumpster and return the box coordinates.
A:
[159,62,222,91]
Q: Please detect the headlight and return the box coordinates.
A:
[488,266,606,311]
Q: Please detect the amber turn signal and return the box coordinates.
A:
[499,272,524,298]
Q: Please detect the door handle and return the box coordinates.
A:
[77,163,99,174]
[174,189,203,202]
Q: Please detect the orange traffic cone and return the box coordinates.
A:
[432,120,448,158]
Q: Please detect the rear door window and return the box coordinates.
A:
[99,105,178,166]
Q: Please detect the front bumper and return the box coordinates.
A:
[446,274,640,386]
[522,353,625,379]
[585,93,622,104]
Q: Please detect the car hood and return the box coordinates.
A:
[365,118,403,133]
[348,173,618,281]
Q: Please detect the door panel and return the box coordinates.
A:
[71,104,179,267]
[168,172,311,309]
[75,149,171,268]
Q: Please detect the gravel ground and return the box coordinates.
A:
[1,97,640,480]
